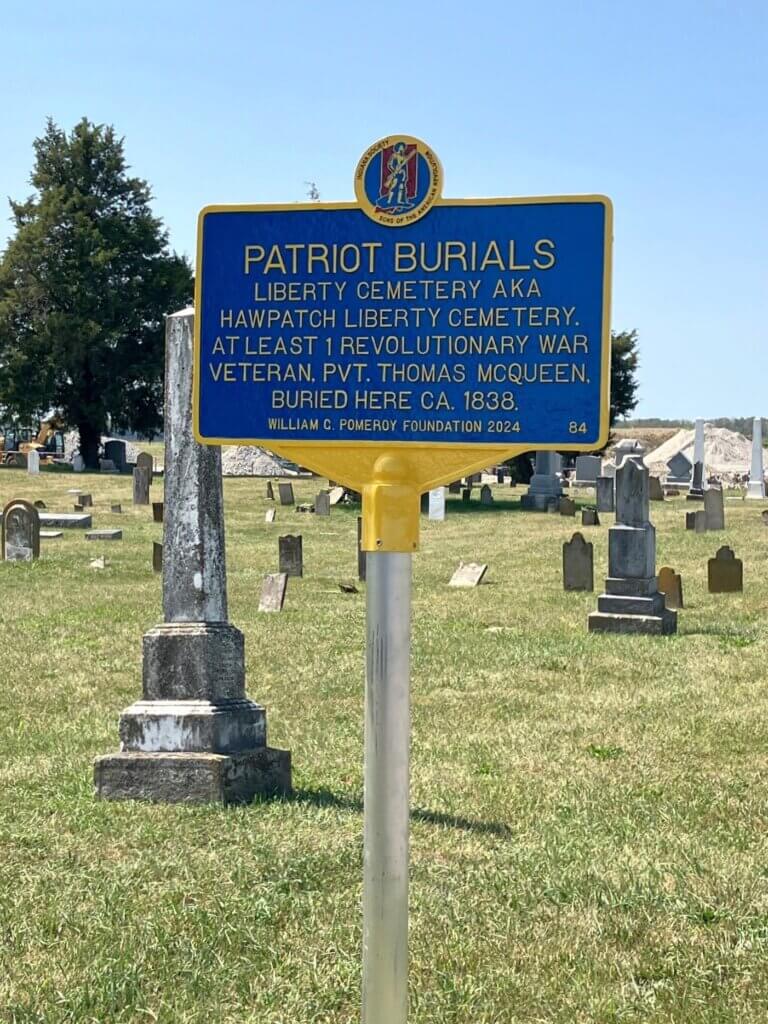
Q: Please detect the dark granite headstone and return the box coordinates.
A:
[708,546,742,592]
[104,440,128,472]
[596,477,615,513]
[152,502,164,523]
[266,481,274,500]
[563,532,593,591]
[279,534,303,577]
[559,497,576,517]
[152,541,162,573]
[685,511,696,530]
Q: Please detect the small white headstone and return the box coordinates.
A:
[27,450,40,474]
[428,488,445,521]
[72,454,85,472]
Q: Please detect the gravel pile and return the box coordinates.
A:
[221,445,310,477]
[645,426,753,480]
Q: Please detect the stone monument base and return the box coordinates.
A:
[94,748,292,804]
[686,490,704,501]
[746,481,766,500]
[520,493,558,511]
[587,609,677,635]
[587,575,677,634]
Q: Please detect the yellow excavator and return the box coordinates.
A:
[0,416,66,464]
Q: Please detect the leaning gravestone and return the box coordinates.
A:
[259,572,288,613]
[559,497,576,517]
[27,449,40,475]
[265,508,276,524]
[588,459,676,634]
[649,476,664,501]
[704,486,725,530]
[657,566,683,610]
[2,499,40,562]
[315,491,331,517]
[329,486,346,506]
[279,535,303,577]
[448,561,488,588]
[708,546,743,593]
[563,532,593,591]
[136,452,154,481]
[133,466,151,506]
[480,484,493,505]
[278,482,295,506]
[86,529,123,541]
[596,476,615,513]
[94,308,291,804]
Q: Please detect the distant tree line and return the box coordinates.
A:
[620,416,766,440]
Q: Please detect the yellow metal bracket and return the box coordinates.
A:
[361,455,420,553]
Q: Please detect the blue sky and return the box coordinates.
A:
[1,0,765,418]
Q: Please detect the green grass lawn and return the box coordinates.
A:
[1,467,767,1023]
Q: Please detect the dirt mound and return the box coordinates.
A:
[221,446,311,477]
[645,425,752,480]
[63,431,140,464]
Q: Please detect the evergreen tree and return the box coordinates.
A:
[0,118,192,467]
[610,329,640,425]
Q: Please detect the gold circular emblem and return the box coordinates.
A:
[354,135,443,227]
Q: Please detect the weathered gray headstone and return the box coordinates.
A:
[559,497,576,517]
[259,572,288,613]
[94,308,291,805]
[2,499,40,561]
[72,453,85,472]
[563,532,593,591]
[39,512,91,529]
[746,417,766,499]
[649,476,664,501]
[152,502,164,524]
[448,561,488,588]
[588,459,676,634]
[278,482,295,506]
[685,511,696,530]
[266,480,274,500]
[596,476,615,513]
[27,449,40,475]
[708,546,743,593]
[265,508,276,524]
[86,530,123,541]
[480,484,494,506]
[357,516,366,582]
[152,541,162,573]
[694,509,707,533]
[428,487,445,521]
[521,450,563,510]
[133,466,151,506]
[279,535,303,577]
[657,566,683,609]
[704,486,725,530]
[574,455,601,485]
[315,491,331,516]
[136,451,154,480]
[581,508,600,527]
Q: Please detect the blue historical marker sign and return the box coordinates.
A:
[194,137,612,454]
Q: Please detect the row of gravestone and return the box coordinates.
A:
[563,532,744,595]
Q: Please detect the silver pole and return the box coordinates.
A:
[362,551,412,1024]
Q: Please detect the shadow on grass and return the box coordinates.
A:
[290,786,512,837]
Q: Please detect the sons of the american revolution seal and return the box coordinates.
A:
[354,135,443,227]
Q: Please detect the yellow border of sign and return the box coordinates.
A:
[192,194,612,546]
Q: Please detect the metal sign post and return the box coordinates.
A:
[192,133,612,1023]
[363,550,411,1024]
